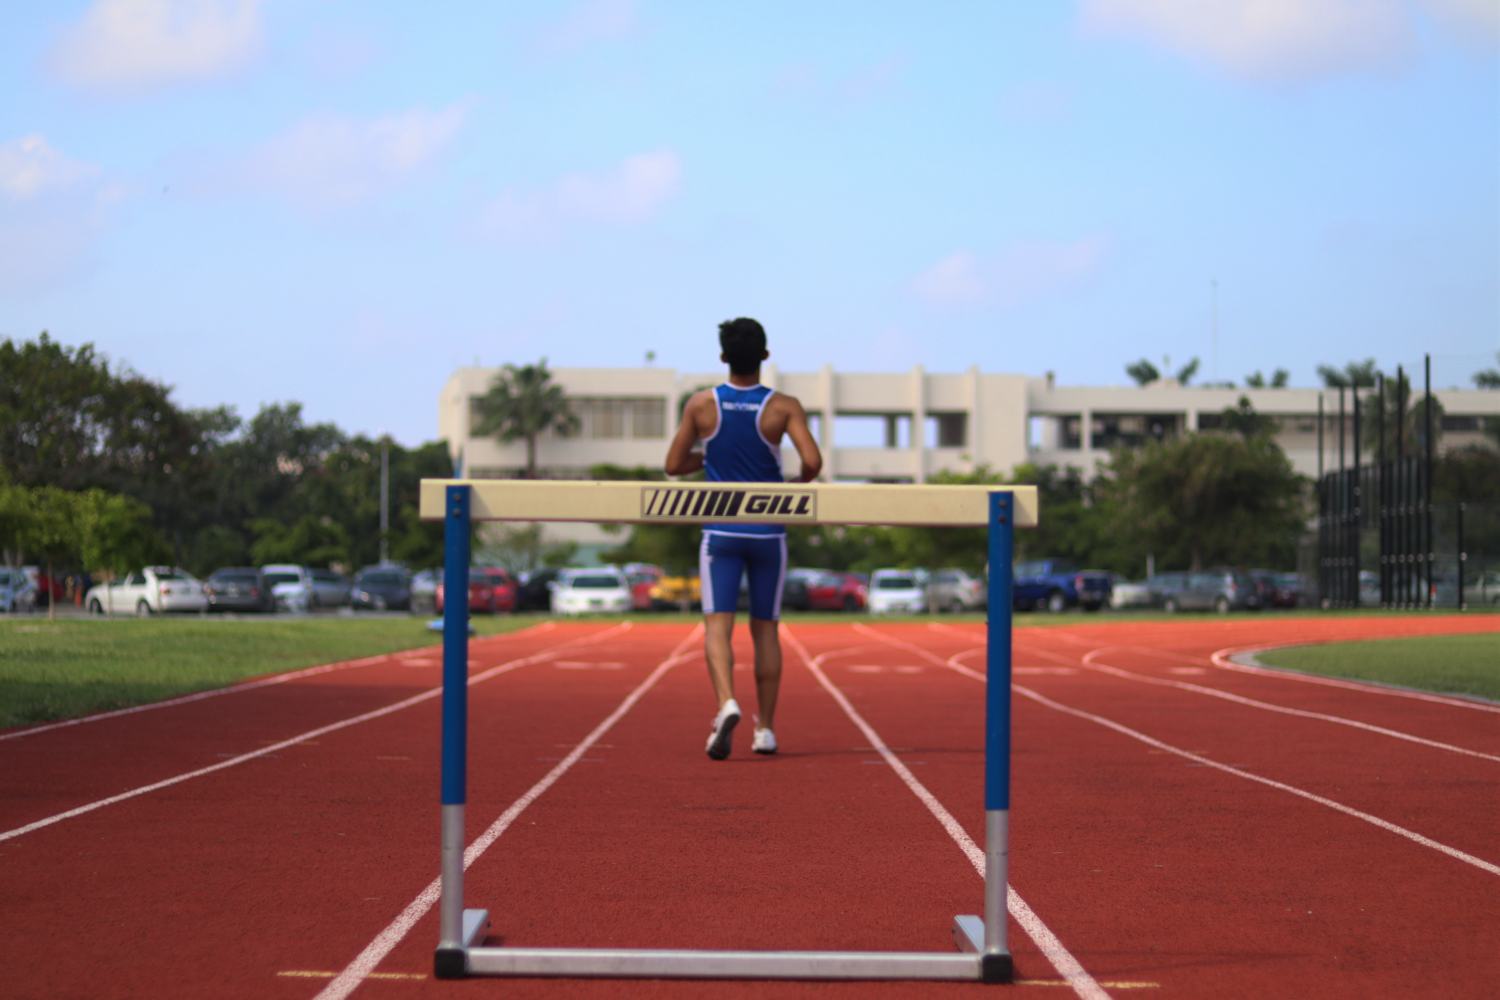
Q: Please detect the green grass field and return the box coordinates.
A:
[1257,633,1500,701]
[0,615,535,730]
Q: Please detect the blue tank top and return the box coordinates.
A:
[703,383,783,536]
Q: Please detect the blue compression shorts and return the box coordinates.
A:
[699,531,788,620]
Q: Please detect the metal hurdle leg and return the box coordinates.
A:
[435,485,488,978]
[952,490,1015,983]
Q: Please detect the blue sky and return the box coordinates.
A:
[2,0,1497,445]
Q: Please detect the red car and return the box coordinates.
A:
[625,564,663,612]
[436,567,517,614]
[806,572,868,612]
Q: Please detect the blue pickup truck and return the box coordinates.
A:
[1013,560,1112,612]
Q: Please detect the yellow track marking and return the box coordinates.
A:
[277,970,426,981]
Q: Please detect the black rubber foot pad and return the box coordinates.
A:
[980,952,1014,984]
[434,948,467,979]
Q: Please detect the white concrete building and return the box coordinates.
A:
[441,364,1499,481]
[440,365,1499,558]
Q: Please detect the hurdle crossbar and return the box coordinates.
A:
[421,478,1033,984]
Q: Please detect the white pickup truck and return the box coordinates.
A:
[85,567,207,616]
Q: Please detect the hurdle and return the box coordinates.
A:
[418,478,1038,983]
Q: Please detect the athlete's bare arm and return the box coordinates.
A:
[770,394,823,483]
[664,390,715,477]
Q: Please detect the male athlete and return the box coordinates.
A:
[664,317,823,760]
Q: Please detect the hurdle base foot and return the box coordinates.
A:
[952,916,1012,984]
[434,908,491,979]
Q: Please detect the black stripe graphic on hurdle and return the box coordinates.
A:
[691,490,710,517]
[723,491,744,518]
[708,491,730,517]
[670,490,687,517]
[663,490,679,517]
[644,490,661,516]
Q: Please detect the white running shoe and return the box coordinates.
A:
[705,698,741,760]
[751,726,778,755]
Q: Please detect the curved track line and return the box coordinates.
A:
[1073,648,1500,763]
[1210,645,1500,714]
[0,623,630,844]
[784,627,1109,1000]
[853,625,1500,879]
[0,620,560,742]
[314,625,703,1000]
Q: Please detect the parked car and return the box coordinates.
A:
[517,568,562,612]
[21,566,65,608]
[1150,569,1259,613]
[436,566,517,614]
[806,571,869,612]
[551,568,633,615]
[1109,579,1154,609]
[85,566,207,616]
[1013,560,1111,612]
[649,573,701,611]
[410,568,440,613]
[204,567,275,613]
[0,567,38,613]
[624,565,663,611]
[351,565,412,611]
[927,568,985,613]
[261,564,315,612]
[782,568,824,612]
[1249,569,1301,609]
[310,569,352,608]
[869,569,927,615]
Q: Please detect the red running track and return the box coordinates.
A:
[0,615,1495,999]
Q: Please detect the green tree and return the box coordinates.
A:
[1358,376,1444,457]
[1473,353,1499,390]
[1108,434,1305,571]
[1174,357,1201,385]
[471,360,580,479]
[1125,359,1160,386]
[1244,368,1289,388]
[75,489,167,576]
[14,486,79,620]
[1317,358,1379,388]
[1218,396,1278,439]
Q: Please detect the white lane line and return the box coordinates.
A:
[1010,683,1500,878]
[1034,631,1500,715]
[314,625,703,1000]
[783,627,1109,1000]
[1211,645,1500,714]
[855,625,1500,878]
[1072,649,1500,764]
[0,620,560,742]
[0,623,631,843]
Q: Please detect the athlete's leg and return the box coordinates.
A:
[744,535,788,731]
[700,533,745,708]
[748,617,781,729]
[704,612,737,706]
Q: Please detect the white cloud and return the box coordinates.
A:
[241,105,469,209]
[1080,0,1411,81]
[0,135,99,200]
[913,237,1109,309]
[484,150,682,238]
[536,0,638,53]
[51,0,264,91]
[0,135,115,294]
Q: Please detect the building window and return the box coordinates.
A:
[1442,415,1481,432]
[568,396,668,439]
[926,412,967,448]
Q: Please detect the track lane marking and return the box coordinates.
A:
[0,620,562,742]
[314,625,703,1000]
[1025,628,1500,715]
[854,625,1500,878]
[784,627,1110,1000]
[1071,648,1500,764]
[0,623,632,844]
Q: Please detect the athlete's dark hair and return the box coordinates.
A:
[718,317,767,376]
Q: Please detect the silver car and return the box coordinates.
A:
[1150,569,1259,613]
[310,569,351,608]
[0,567,38,613]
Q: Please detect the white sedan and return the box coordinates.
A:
[550,569,632,615]
[86,567,207,616]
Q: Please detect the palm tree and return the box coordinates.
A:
[1474,353,1500,389]
[1125,359,1160,386]
[1244,368,1289,388]
[1317,358,1379,388]
[471,360,580,479]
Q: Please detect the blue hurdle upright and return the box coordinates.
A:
[422,479,1028,983]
